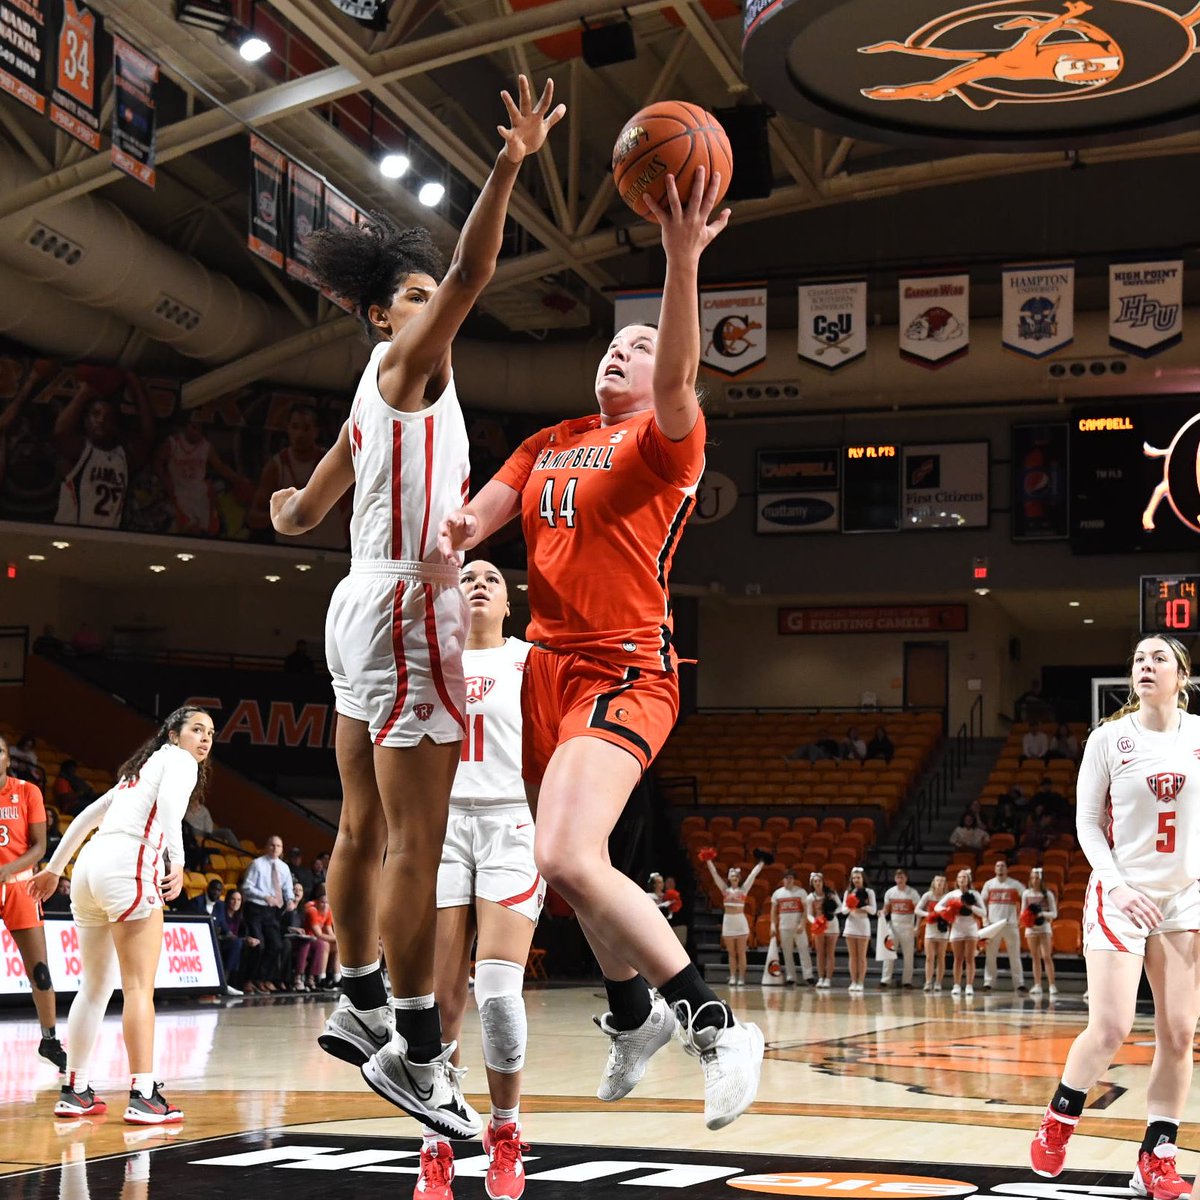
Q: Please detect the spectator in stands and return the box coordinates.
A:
[284,881,317,988]
[52,760,97,817]
[991,790,1021,837]
[962,799,989,828]
[32,624,65,658]
[8,735,47,789]
[240,834,294,993]
[866,725,894,763]
[297,883,339,991]
[1048,722,1081,765]
[69,621,103,658]
[288,847,315,896]
[184,878,225,917]
[184,793,239,848]
[1020,804,1057,853]
[44,876,72,914]
[283,639,315,674]
[786,729,840,763]
[949,811,990,853]
[217,888,258,986]
[1032,775,1069,824]
[840,727,867,761]
[1013,677,1047,724]
[1021,720,1051,765]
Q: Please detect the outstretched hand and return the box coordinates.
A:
[436,509,477,564]
[641,166,730,260]
[28,869,58,903]
[499,74,566,165]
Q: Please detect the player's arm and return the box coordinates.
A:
[438,478,522,559]
[271,422,355,536]
[1045,891,1058,920]
[864,889,878,916]
[29,790,116,899]
[642,166,730,441]
[0,820,47,883]
[377,76,564,402]
[744,861,764,891]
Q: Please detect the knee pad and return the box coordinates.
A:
[474,959,526,1074]
[32,961,53,991]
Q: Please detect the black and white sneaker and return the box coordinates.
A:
[361,1037,482,1139]
[123,1083,183,1125]
[39,1036,67,1073]
[318,994,393,1067]
[55,1081,108,1117]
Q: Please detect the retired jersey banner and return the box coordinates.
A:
[49,0,102,149]
[798,280,866,370]
[701,283,767,379]
[322,184,360,312]
[286,160,324,288]
[1002,263,1074,359]
[111,36,158,188]
[248,137,286,269]
[902,442,989,529]
[613,288,662,333]
[898,274,969,369]
[0,0,51,114]
[1109,260,1183,357]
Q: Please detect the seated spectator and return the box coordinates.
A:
[283,639,315,674]
[32,624,65,657]
[311,852,329,889]
[184,878,226,916]
[296,883,339,991]
[865,725,894,762]
[840,726,867,761]
[184,793,240,848]
[1048,722,1080,764]
[43,876,72,913]
[1021,719,1050,765]
[8,735,46,789]
[1019,804,1057,852]
[283,881,316,987]
[288,847,315,896]
[1031,775,1069,823]
[786,728,840,763]
[217,888,259,987]
[991,793,1020,837]
[961,798,988,828]
[949,811,990,853]
[52,760,98,816]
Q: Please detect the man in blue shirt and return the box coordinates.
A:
[240,835,294,992]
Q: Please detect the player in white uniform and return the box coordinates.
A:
[268,75,564,1147]
[935,868,986,996]
[839,867,877,992]
[880,868,920,988]
[704,858,764,986]
[1031,636,1200,1199]
[770,869,813,985]
[28,707,213,1125]
[423,560,544,1200]
[808,872,841,987]
[1022,866,1058,996]
[981,859,1027,992]
[156,411,251,535]
[916,874,950,992]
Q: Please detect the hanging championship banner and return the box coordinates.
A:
[322,184,360,312]
[1001,263,1074,359]
[701,283,767,379]
[613,288,662,333]
[1109,260,1183,357]
[0,0,51,114]
[49,0,102,149]
[286,160,324,289]
[111,36,158,188]
[898,274,969,369]
[247,137,286,269]
[797,280,867,370]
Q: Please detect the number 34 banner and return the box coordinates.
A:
[50,0,105,150]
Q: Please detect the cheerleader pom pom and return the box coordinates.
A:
[845,893,860,909]
[854,886,870,906]
[943,897,962,919]
[1019,908,1037,929]
[811,914,828,936]
[753,847,776,865]
[925,911,939,926]
[698,846,717,862]
[962,890,978,907]
[666,888,682,914]
[822,896,838,918]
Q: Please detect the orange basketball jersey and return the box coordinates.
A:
[0,776,46,867]
[495,409,704,671]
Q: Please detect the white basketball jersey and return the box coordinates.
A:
[347,343,470,563]
[167,434,212,528]
[772,884,807,927]
[1076,711,1200,894]
[451,637,531,806]
[884,884,920,925]
[980,877,1022,923]
[55,441,128,528]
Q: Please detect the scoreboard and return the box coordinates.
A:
[1141,575,1200,635]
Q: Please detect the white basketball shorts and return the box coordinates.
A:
[71,836,164,927]
[1084,875,1200,956]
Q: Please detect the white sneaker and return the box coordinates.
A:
[1049,985,1059,996]
[318,994,393,1067]
[593,993,676,1102]
[676,1001,764,1131]
[951,984,961,997]
[361,1036,481,1139]
[1029,984,1043,996]
[923,981,933,992]
[965,985,974,997]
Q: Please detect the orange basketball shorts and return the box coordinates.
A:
[1,879,43,931]
[520,646,679,785]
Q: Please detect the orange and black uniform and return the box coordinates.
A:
[0,775,47,931]
[495,408,704,781]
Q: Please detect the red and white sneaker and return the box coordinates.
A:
[483,1121,529,1200]
[1133,1144,1192,1199]
[414,1141,455,1199]
[123,1084,183,1125]
[54,1080,108,1118]
[1030,1108,1077,1177]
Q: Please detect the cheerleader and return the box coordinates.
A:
[839,867,877,992]
[808,872,841,988]
[935,868,986,997]
[1022,866,1058,997]
[28,707,213,1124]
[916,874,950,992]
[703,857,763,986]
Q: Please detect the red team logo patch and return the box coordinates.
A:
[413,703,434,721]
[465,677,496,704]
[1147,772,1186,800]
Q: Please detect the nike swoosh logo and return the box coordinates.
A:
[1122,759,1133,764]
[402,1061,435,1103]
[346,1011,388,1046]
[516,823,530,830]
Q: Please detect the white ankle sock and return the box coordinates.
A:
[131,1072,155,1098]
[423,1129,450,1151]
[492,1104,519,1127]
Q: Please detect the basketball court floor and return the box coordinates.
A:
[2,983,1196,1198]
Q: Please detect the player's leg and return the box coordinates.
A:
[56,922,119,1117]
[963,937,978,989]
[1008,927,1026,988]
[111,908,181,1124]
[1028,933,1043,991]
[950,940,963,990]
[10,920,64,1070]
[984,925,999,987]
[1043,935,1057,991]
[935,939,948,988]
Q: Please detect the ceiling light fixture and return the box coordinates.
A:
[239,33,270,61]
[974,587,990,596]
[52,540,70,549]
[149,564,167,573]
[1083,617,1094,624]
[27,554,45,562]
[1068,600,1080,607]
[379,153,410,179]
[295,564,312,572]
[418,181,445,207]
[176,552,194,562]
[264,574,281,583]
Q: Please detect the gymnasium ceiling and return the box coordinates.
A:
[1,0,1200,386]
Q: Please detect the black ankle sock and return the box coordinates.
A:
[395,1002,442,1064]
[660,964,732,1032]
[604,974,653,1031]
[342,967,388,1012]
[1141,1119,1178,1155]
[1049,1081,1087,1119]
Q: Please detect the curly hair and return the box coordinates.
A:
[118,706,211,804]
[304,211,445,339]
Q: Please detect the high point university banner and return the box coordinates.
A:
[1109,260,1184,357]
[701,283,767,378]
[797,280,867,370]
[898,274,969,368]
[248,136,286,269]
[0,0,51,114]
[1001,263,1074,358]
[49,0,103,150]
[111,35,159,188]
[902,442,989,529]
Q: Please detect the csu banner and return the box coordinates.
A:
[756,448,840,533]
[797,280,866,370]
[1002,263,1074,358]
[49,0,103,150]
[701,283,767,379]
[902,442,988,529]
[286,161,324,288]
[248,137,286,269]
[613,288,661,332]
[111,36,158,188]
[1109,260,1183,357]
[898,275,969,369]
[0,0,51,113]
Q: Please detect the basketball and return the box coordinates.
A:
[611,101,732,219]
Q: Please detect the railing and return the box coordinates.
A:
[44,644,329,675]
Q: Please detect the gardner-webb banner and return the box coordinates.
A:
[798,280,867,370]
[49,0,103,150]
[1109,260,1183,357]
[111,35,158,188]
[701,283,767,379]
[1002,263,1074,359]
[248,137,286,269]
[898,274,969,369]
[0,0,51,113]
